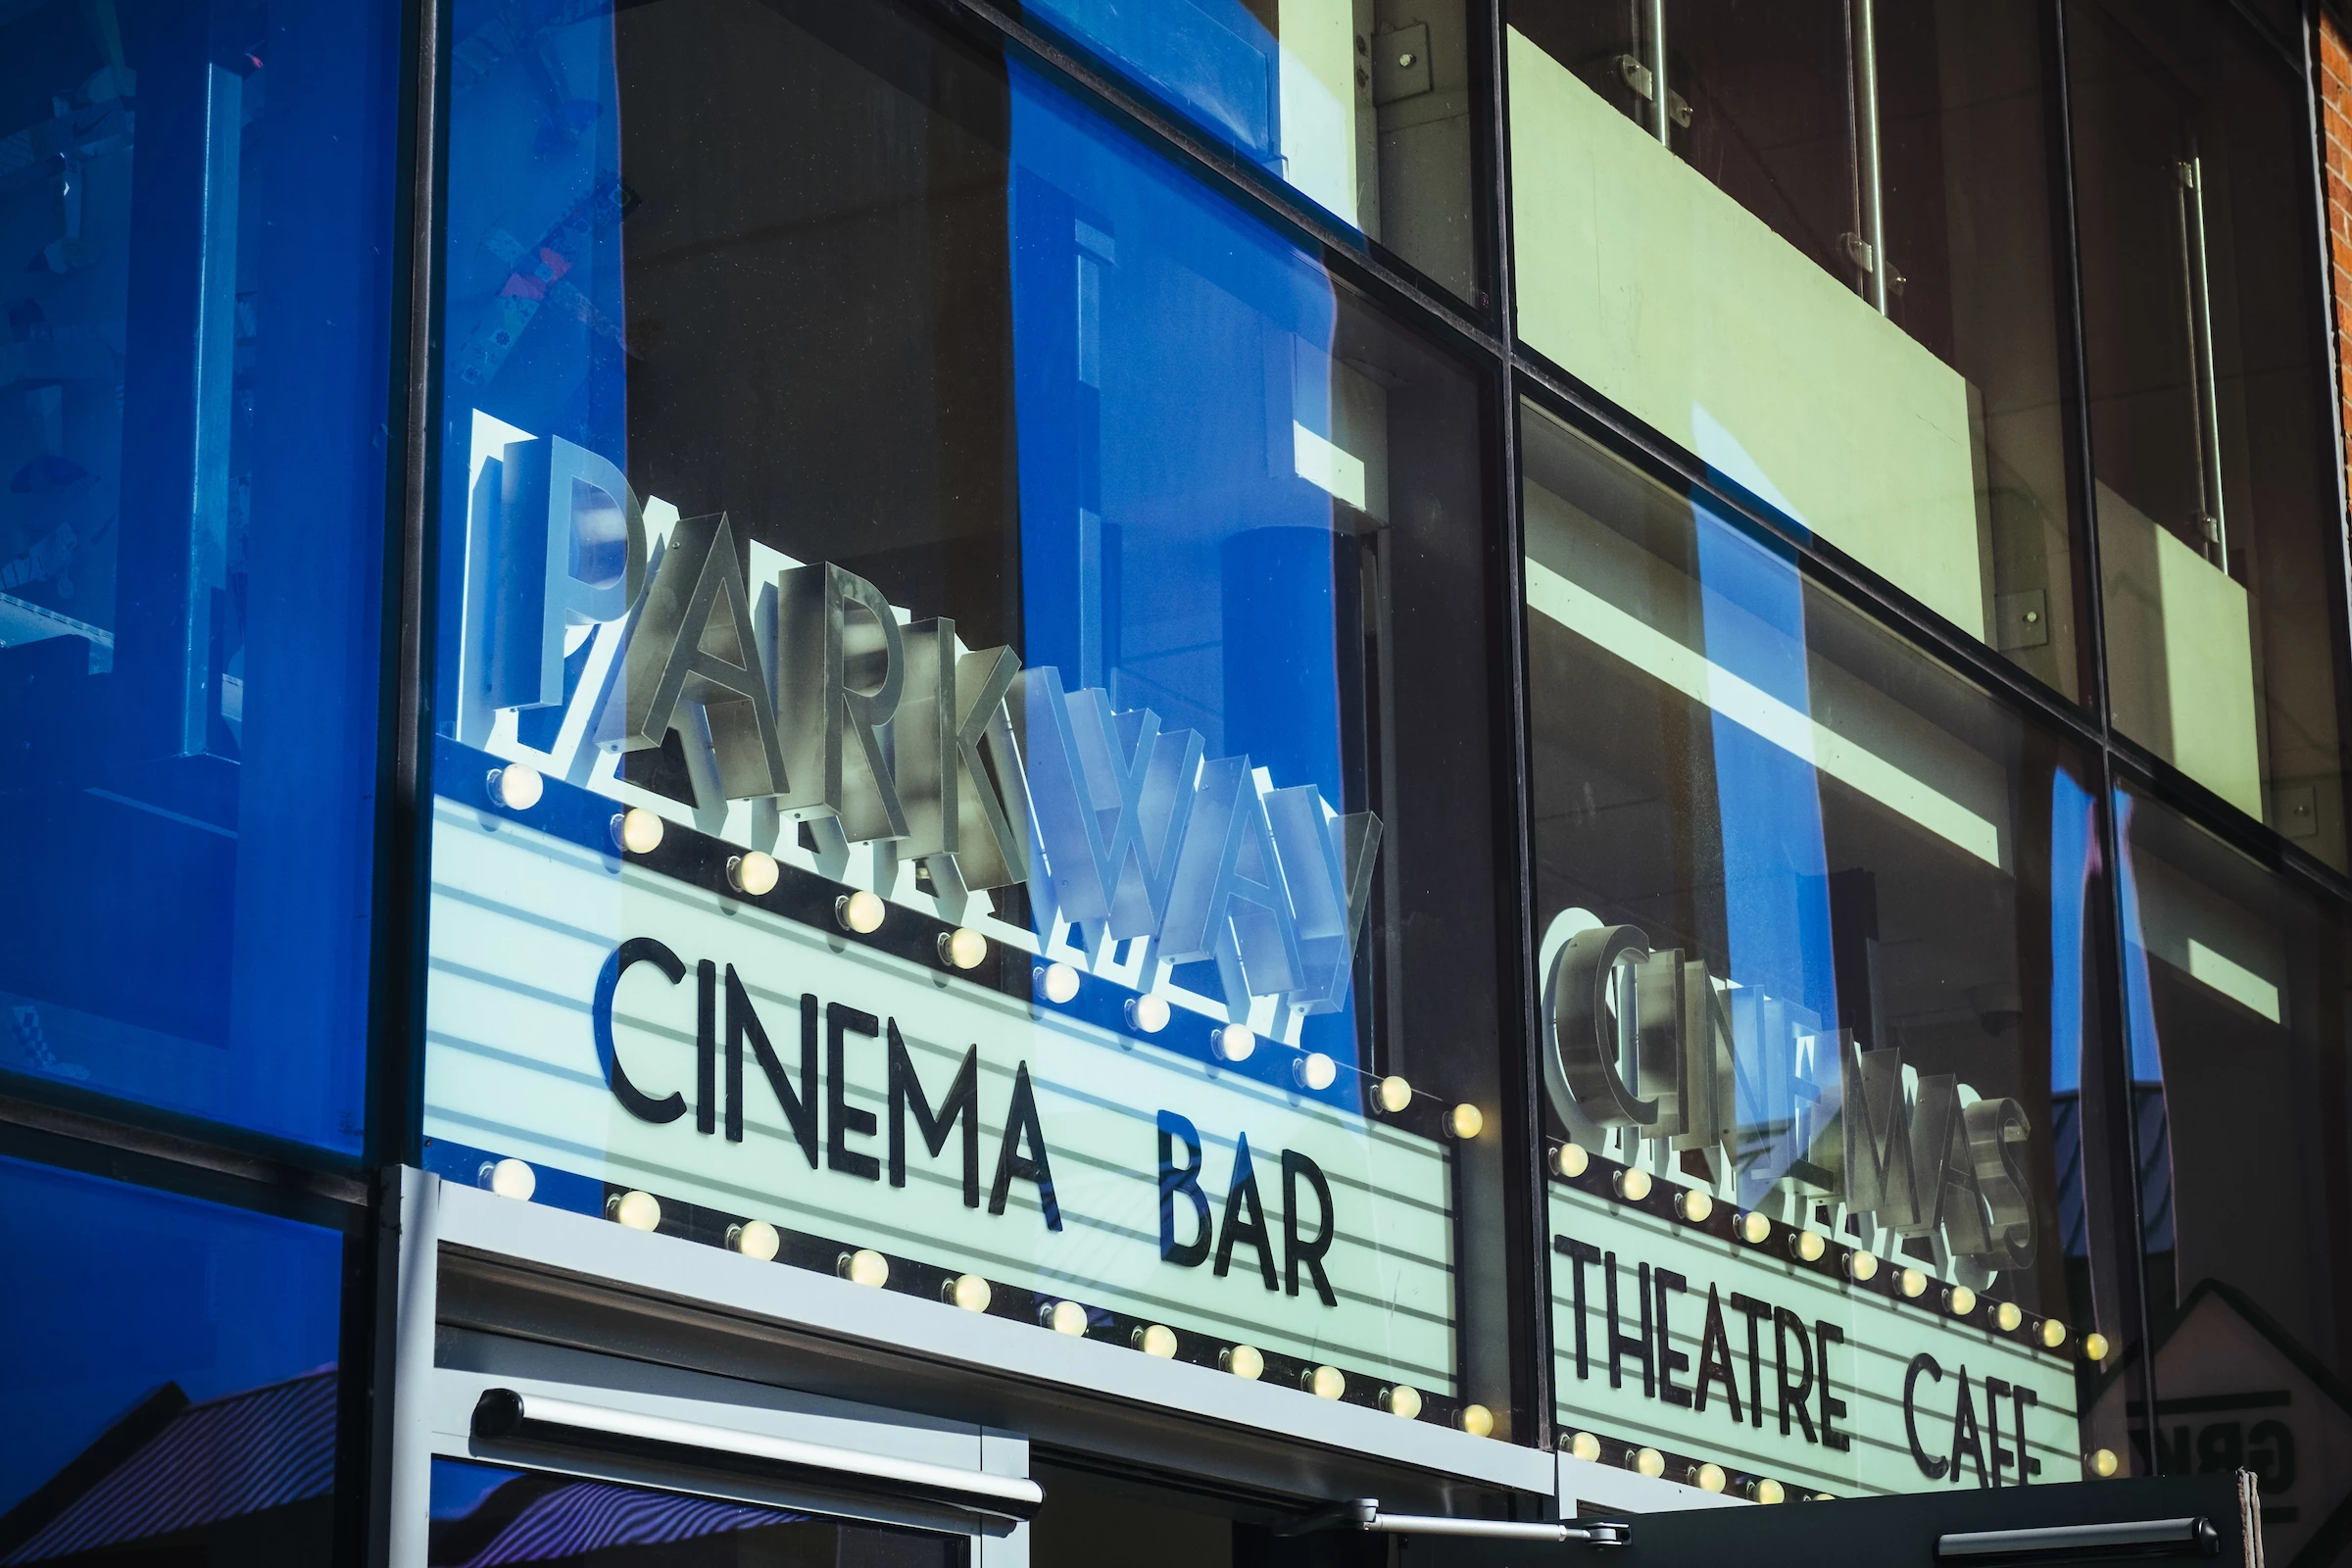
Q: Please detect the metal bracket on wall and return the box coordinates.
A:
[1273,1497,1630,1544]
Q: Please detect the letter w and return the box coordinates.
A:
[1841,1035,1924,1230]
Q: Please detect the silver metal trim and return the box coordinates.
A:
[1937,1516,2219,1560]
[1277,1497,1628,1544]
[2177,154,2229,567]
[1641,0,1669,143]
[471,1387,1046,1523]
[1849,0,1887,314]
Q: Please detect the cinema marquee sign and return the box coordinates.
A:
[1540,922,2077,1494]
[423,419,1450,1397]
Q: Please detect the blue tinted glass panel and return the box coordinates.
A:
[1019,0,1479,298]
[0,0,399,1151]
[0,1156,342,1556]
[426,0,1518,1435]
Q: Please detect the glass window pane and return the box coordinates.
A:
[1507,2,2083,699]
[428,0,1516,1439]
[1522,401,2132,1496]
[2067,1,2349,866]
[2111,792,2352,1554]
[0,0,400,1150]
[427,1457,966,1566]
[1014,0,1480,300]
[0,1157,343,1558]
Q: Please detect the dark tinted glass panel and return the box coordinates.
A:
[0,0,399,1150]
[1523,402,2135,1495]
[2112,793,2352,1557]
[2069,0,2349,865]
[428,1458,964,1566]
[1506,2,2082,699]
[1014,0,1480,299]
[0,1157,342,1559]
[431,0,1516,1439]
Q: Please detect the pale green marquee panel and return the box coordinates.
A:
[1506,29,1989,642]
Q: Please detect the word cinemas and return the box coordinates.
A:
[1545,924,2037,1270]
[459,431,1383,1018]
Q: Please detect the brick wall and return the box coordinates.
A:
[2321,7,2352,501]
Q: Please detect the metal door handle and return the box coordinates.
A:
[1937,1516,2220,1560]
[1274,1498,1629,1544]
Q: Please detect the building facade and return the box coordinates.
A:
[0,0,2349,1561]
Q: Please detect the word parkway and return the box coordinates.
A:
[462,431,1382,1022]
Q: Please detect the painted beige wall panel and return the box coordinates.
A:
[1506,28,1986,639]
[2096,483,2262,818]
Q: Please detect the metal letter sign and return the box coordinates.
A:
[1538,912,2067,1496]
[426,420,1442,1408]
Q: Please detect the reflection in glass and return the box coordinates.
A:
[0,1157,342,1560]
[0,0,398,1148]
[430,0,1514,1437]
[2106,793,2352,1556]
[1016,0,1478,298]
[428,1458,963,1567]
[2069,0,2349,864]
[1522,403,2126,1495]
[1505,2,2081,697]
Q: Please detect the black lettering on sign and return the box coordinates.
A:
[988,1062,1061,1230]
[1552,1236,1603,1381]
[1282,1150,1337,1306]
[1773,1307,1816,1442]
[1158,1111,1210,1267]
[887,1021,979,1206]
[1729,1293,1773,1431]
[593,937,689,1124]
[1214,1134,1277,1289]
[1605,1253,1654,1396]
[1814,1320,1850,1452]
[1906,1352,1950,1480]
[1694,1285,1742,1424]
[1950,1366,1988,1488]
[1985,1375,2015,1487]
[1654,1268,1692,1409]
[722,970,817,1166]
[827,1003,882,1180]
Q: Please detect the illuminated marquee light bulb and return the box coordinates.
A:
[1845,1250,1880,1283]
[1125,995,1171,1034]
[1212,1022,1255,1062]
[612,807,665,855]
[727,851,780,897]
[2083,1332,2111,1363]
[1745,1479,1786,1505]
[1899,1268,1930,1299]
[2041,1317,2069,1349]
[1380,1385,1422,1420]
[1690,1463,1727,1494]
[1044,1298,1089,1337]
[1457,1404,1496,1439]
[944,1274,993,1312]
[1996,1301,2024,1333]
[1552,1144,1591,1179]
[837,890,886,935]
[1630,1448,1665,1479]
[1448,1102,1485,1140]
[1377,1075,1412,1113]
[1737,1210,1772,1246]
[1674,1188,1713,1223]
[609,1190,661,1231]
[1789,1231,1827,1263]
[1220,1345,1264,1381]
[487,763,543,811]
[1945,1286,1979,1317]
[937,927,988,970]
[482,1157,536,1200]
[2085,1448,2120,1479]
[1135,1323,1179,1358]
[1613,1168,1653,1202]
[1294,1052,1338,1092]
[838,1249,889,1288]
[726,1219,781,1262]
[1567,1431,1602,1463]
[1302,1364,1346,1400]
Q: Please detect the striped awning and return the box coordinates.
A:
[434,1474,806,1567]
[3,1369,337,1563]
